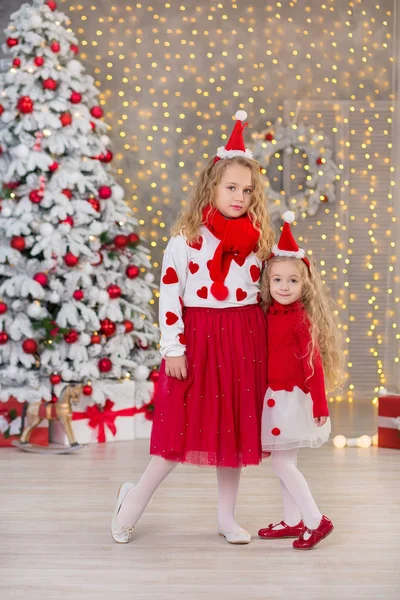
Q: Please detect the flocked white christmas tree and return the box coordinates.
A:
[0,0,160,406]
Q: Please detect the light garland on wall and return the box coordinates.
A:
[60,0,397,404]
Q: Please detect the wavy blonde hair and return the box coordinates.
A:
[261,256,344,391]
[171,156,275,260]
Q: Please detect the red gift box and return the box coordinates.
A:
[0,397,49,448]
[378,395,400,450]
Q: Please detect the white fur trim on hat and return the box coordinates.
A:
[282,211,295,223]
[216,147,253,160]
[271,244,306,259]
[235,110,248,121]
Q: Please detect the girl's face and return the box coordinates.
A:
[269,259,303,305]
[214,163,253,219]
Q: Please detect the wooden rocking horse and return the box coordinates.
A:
[13,384,84,454]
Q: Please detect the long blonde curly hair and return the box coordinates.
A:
[261,256,344,391]
[171,156,275,260]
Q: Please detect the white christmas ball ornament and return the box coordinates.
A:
[67,60,83,76]
[133,365,150,381]
[90,221,103,235]
[1,207,12,218]
[30,15,43,28]
[49,291,60,303]
[40,223,54,236]
[80,333,91,346]
[100,135,110,146]
[145,273,155,284]
[97,290,108,303]
[112,185,124,201]
[282,211,295,223]
[235,110,247,121]
[27,302,43,318]
[13,144,30,159]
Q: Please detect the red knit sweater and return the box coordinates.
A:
[267,300,329,418]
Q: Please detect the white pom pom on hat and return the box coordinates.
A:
[235,110,248,121]
[282,210,295,224]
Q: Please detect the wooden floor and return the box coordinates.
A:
[1,402,399,600]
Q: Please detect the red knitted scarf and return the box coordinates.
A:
[202,205,260,301]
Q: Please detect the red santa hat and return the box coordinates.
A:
[269,211,310,270]
[214,110,253,163]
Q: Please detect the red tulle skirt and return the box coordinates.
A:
[150,304,267,467]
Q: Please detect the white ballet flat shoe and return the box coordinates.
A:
[218,528,252,545]
[111,482,135,544]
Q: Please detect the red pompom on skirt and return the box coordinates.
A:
[150,304,267,467]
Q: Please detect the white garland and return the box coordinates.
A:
[249,121,340,220]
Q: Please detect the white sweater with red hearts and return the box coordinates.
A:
[159,227,263,357]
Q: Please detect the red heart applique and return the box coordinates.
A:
[178,333,187,345]
[187,236,203,251]
[196,286,208,299]
[233,256,246,267]
[236,288,247,302]
[165,311,179,325]
[189,261,199,274]
[179,296,184,308]
[162,267,178,285]
[250,265,261,282]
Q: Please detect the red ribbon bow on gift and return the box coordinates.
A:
[72,398,150,443]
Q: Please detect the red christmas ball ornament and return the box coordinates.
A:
[90,106,103,119]
[62,189,73,199]
[126,265,140,279]
[17,96,34,114]
[100,319,116,337]
[0,302,8,315]
[60,216,74,226]
[70,92,81,104]
[42,78,57,91]
[91,333,101,344]
[107,284,122,299]
[316,157,324,165]
[87,197,100,212]
[22,338,38,354]
[29,189,42,204]
[60,112,72,127]
[124,320,134,333]
[90,121,96,131]
[0,331,9,345]
[34,56,45,67]
[149,370,159,383]
[7,38,18,48]
[64,330,79,344]
[73,289,84,300]
[98,357,112,373]
[265,132,274,141]
[50,373,62,385]
[98,185,111,200]
[114,235,128,249]
[48,161,59,172]
[51,41,60,53]
[83,385,93,396]
[100,150,113,163]
[49,327,59,338]
[0,104,4,116]
[70,44,79,55]
[46,1,57,11]
[13,58,21,68]
[11,236,25,251]
[33,272,48,287]
[128,232,140,245]
[64,252,79,267]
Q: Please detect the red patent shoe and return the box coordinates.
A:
[292,515,333,550]
[258,520,305,539]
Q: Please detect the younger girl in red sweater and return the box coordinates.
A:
[258,211,342,550]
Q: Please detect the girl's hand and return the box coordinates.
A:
[165,355,188,380]
[314,416,328,427]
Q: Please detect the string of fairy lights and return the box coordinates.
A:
[59,0,397,403]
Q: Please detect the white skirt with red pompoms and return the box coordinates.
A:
[261,386,331,451]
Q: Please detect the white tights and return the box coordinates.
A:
[117,456,244,533]
[270,449,322,531]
